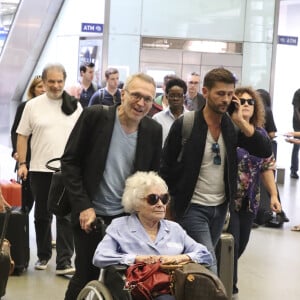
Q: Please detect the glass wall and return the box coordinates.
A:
[0,0,20,54]
[32,0,105,88]
[273,0,300,167]
[108,0,276,88]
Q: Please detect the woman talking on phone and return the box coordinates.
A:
[227,87,282,295]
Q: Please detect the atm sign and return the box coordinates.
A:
[81,23,104,33]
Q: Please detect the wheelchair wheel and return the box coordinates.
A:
[77,280,113,300]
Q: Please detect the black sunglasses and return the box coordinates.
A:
[212,143,221,165]
[144,193,170,205]
[240,98,255,106]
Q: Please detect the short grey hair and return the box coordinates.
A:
[124,73,156,92]
[42,63,67,81]
[122,171,168,213]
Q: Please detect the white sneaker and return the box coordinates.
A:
[56,264,75,276]
[35,260,49,270]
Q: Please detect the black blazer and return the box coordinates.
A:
[61,104,162,218]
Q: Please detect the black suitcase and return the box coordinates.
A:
[215,233,234,300]
[0,207,30,275]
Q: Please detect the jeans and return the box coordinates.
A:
[179,202,228,274]
[30,172,74,266]
[291,143,299,172]
[227,207,255,287]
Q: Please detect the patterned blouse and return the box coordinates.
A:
[234,128,276,215]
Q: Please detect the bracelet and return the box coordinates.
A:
[19,162,27,166]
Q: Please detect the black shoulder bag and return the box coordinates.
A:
[45,158,71,217]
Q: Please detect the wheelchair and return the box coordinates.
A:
[77,264,133,300]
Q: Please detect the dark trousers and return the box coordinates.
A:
[227,207,255,287]
[65,213,126,300]
[56,214,74,267]
[30,172,74,266]
[291,143,299,172]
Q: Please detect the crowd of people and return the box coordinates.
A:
[2,62,298,299]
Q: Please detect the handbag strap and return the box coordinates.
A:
[45,158,61,172]
[0,207,12,248]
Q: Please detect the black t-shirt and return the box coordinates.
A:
[264,107,277,134]
[79,84,97,108]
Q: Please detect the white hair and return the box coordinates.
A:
[122,171,168,213]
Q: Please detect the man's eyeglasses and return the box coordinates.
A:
[144,193,170,205]
[125,89,153,103]
[188,81,200,85]
[240,98,255,106]
[168,94,184,100]
[212,143,221,165]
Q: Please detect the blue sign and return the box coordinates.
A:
[81,23,104,33]
[278,35,298,46]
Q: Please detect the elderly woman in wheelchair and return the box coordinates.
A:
[78,171,212,300]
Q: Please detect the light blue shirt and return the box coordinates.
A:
[93,214,213,268]
[152,106,187,145]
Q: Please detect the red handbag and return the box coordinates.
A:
[125,262,171,300]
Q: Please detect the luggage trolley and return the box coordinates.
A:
[77,265,132,300]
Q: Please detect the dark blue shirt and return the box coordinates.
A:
[88,88,121,106]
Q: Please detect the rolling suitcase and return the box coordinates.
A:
[0,207,30,275]
[215,233,234,300]
[0,179,22,207]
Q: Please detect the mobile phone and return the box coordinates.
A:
[227,101,236,115]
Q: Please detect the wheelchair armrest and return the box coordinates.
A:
[105,264,128,273]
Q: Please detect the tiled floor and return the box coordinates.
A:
[1,143,300,300]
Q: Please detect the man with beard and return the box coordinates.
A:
[17,63,82,274]
[160,67,272,274]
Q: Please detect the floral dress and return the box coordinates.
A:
[234,128,276,216]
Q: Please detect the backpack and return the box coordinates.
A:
[177,111,195,162]
[97,88,105,105]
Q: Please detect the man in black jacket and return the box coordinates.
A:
[61,73,162,300]
[160,67,272,274]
